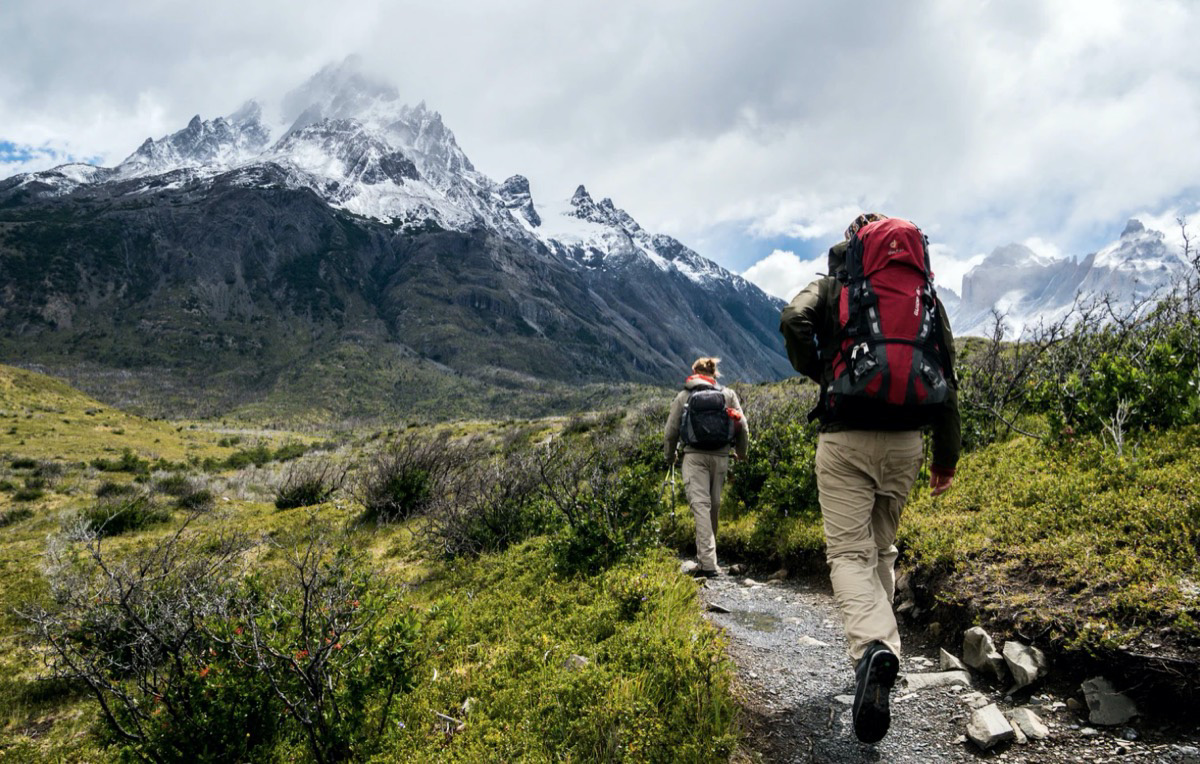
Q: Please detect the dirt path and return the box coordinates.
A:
[699,572,1200,764]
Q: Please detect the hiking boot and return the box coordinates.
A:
[695,567,722,579]
[852,641,899,743]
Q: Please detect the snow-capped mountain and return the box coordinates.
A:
[5,56,772,320]
[951,219,1187,337]
[0,58,791,418]
[114,101,271,180]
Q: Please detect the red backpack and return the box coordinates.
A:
[825,218,951,426]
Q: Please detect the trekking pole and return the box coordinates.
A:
[668,463,676,521]
[659,463,677,521]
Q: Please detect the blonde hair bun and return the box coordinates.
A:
[692,357,721,377]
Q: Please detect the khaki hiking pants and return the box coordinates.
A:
[681,451,729,572]
[815,430,923,662]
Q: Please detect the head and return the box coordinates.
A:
[844,212,888,241]
[691,357,721,378]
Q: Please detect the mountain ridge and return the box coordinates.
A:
[0,58,790,421]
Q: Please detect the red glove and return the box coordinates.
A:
[930,465,956,497]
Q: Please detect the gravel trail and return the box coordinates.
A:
[698,572,1200,764]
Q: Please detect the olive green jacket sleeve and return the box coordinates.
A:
[930,296,962,471]
[780,276,839,385]
[663,390,686,464]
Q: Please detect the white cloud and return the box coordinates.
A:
[2,0,1200,271]
[741,249,827,302]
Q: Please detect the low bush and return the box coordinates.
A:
[174,487,214,512]
[274,460,346,509]
[0,507,34,526]
[421,450,551,558]
[22,519,421,764]
[153,473,194,496]
[96,480,137,498]
[355,434,475,524]
[91,448,150,474]
[78,494,171,537]
[10,457,37,469]
[538,442,663,575]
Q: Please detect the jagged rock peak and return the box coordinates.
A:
[572,184,591,202]
[498,175,540,227]
[1122,219,1146,237]
[500,175,531,196]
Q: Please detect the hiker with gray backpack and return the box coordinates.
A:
[781,213,961,744]
[664,357,749,579]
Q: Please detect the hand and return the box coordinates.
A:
[930,468,955,497]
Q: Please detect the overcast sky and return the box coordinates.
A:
[3,0,1199,299]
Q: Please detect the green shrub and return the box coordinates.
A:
[10,457,36,469]
[0,479,15,491]
[78,494,171,537]
[355,434,474,524]
[96,480,136,499]
[423,452,553,558]
[272,442,308,462]
[0,507,34,526]
[25,521,421,764]
[542,457,663,575]
[153,473,194,496]
[274,461,345,510]
[224,443,273,469]
[91,448,150,474]
[175,488,214,512]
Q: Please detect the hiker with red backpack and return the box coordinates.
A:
[664,357,750,579]
[780,213,961,744]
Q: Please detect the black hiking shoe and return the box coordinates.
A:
[695,568,721,579]
[852,641,899,743]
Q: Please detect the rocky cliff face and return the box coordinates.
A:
[0,58,790,419]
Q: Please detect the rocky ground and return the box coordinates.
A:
[695,570,1200,764]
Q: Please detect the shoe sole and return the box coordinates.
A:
[853,648,899,743]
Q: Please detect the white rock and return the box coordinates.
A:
[960,691,991,709]
[1011,721,1028,745]
[966,704,1015,749]
[680,560,701,575]
[1002,640,1048,689]
[834,694,854,705]
[940,648,968,672]
[767,568,788,581]
[1081,676,1139,726]
[564,654,589,671]
[904,671,973,692]
[742,578,762,586]
[963,627,1009,681]
[1008,707,1050,740]
[796,635,830,648]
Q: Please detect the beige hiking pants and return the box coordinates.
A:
[815,430,923,662]
[681,451,729,571]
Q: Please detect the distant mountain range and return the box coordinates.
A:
[943,219,1187,337]
[0,58,790,420]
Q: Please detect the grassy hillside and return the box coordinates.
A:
[0,368,733,762]
[0,363,232,463]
